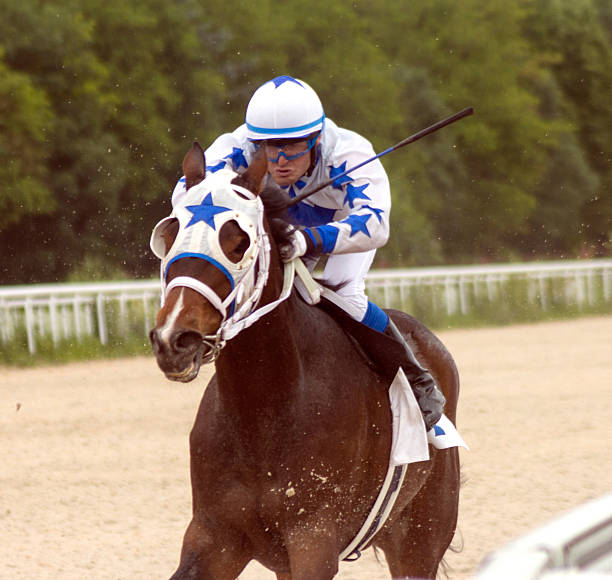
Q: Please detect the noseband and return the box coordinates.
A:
[151,169,295,362]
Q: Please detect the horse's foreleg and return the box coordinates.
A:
[169,517,250,580]
[283,524,340,580]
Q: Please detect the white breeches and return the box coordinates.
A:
[305,249,376,321]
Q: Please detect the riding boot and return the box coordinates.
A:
[384,319,446,431]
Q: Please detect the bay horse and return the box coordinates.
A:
[149,143,461,579]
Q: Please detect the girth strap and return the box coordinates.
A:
[339,463,408,562]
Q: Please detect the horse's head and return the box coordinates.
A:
[149,142,270,381]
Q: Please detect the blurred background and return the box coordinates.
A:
[1,0,610,285]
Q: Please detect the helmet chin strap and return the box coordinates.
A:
[307,141,321,175]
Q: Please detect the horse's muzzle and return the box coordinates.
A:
[149,327,209,382]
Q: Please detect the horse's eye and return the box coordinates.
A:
[219,220,250,263]
[235,237,250,255]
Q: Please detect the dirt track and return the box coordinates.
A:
[2,316,611,579]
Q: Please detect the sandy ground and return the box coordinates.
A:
[1,315,611,579]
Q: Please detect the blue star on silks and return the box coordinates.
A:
[271,75,303,88]
[207,161,226,173]
[285,179,307,198]
[343,213,372,238]
[363,204,384,223]
[206,148,248,174]
[343,182,371,208]
[329,162,353,191]
[224,147,248,169]
[186,193,231,230]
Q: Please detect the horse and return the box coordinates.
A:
[149,143,461,579]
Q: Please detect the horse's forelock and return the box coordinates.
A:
[260,179,291,219]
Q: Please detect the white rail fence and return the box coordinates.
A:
[1,259,611,354]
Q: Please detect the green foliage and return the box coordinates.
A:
[0,332,150,367]
[0,0,610,284]
[0,48,54,228]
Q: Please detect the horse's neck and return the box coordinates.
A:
[217,296,302,389]
[215,255,304,397]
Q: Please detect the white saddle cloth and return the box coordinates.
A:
[390,368,469,466]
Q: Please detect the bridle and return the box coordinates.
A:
[150,169,296,362]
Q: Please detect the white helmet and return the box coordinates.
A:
[245,76,325,140]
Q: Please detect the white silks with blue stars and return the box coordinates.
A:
[171,119,391,257]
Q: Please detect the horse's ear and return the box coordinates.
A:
[183,142,206,190]
[233,147,268,195]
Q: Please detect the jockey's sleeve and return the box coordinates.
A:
[296,143,391,256]
[171,126,252,208]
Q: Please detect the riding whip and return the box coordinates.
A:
[285,106,474,208]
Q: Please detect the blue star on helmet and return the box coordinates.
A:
[224,147,248,169]
[329,162,353,191]
[363,204,384,223]
[343,213,372,238]
[271,75,303,88]
[186,193,231,230]
[343,182,371,208]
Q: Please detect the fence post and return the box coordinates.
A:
[97,294,107,345]
[604,266,611,302]
[50,295,59,346]
[25,297,36,353]
[73,295,82,341]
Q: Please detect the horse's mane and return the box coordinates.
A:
[258,177,296,249]
[259,177,291,219]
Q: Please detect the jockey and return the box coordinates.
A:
[171,75,445,430]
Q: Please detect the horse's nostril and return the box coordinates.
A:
[149,328,162,352]
[173,330,203,352]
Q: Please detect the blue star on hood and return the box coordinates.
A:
[344,182,370,208]
[186,193,231,230]
[329,162,353,191]
[343,213,372,238]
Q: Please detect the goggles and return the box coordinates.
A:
[263,134,319,163]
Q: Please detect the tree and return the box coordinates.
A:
[0,49,54,229]
[524,0,612,256]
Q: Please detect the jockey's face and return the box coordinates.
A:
[264,135,320,187]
